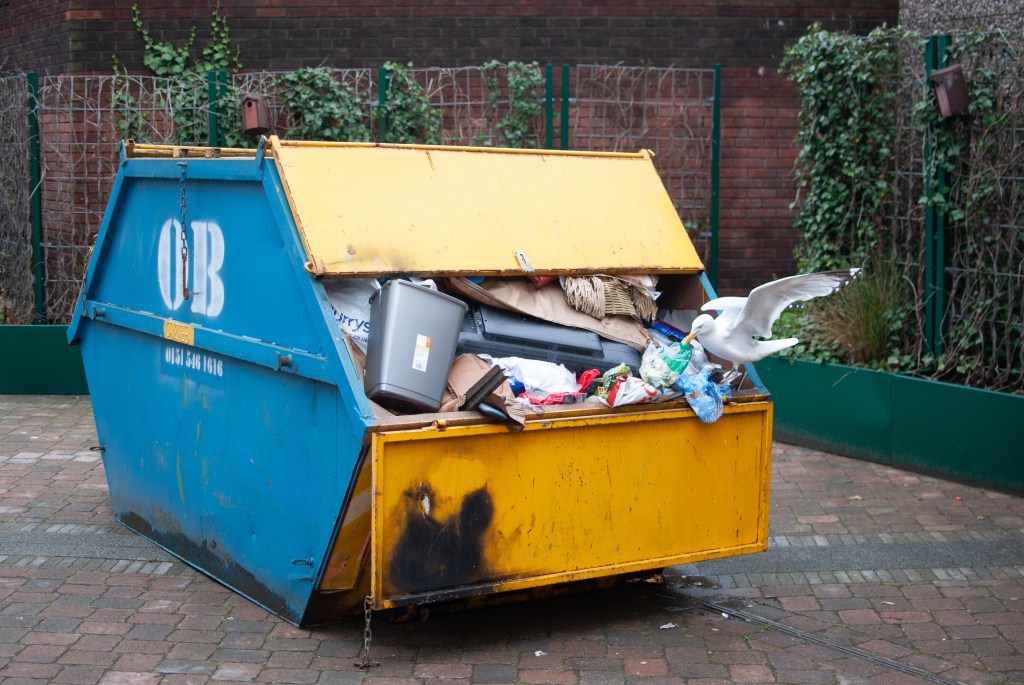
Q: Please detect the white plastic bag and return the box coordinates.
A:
[596,365,659,407]
[324,279,380,352]
[640,342,693,389]
[684,339,710,375]
[485,356,578,399]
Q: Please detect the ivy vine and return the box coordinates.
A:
[780,26,918,371]
[781,25,1022,391]
[374,62,441,144]
[782,24,908,273]
[481,60,544,148]
[275,67,370,142]
[913,32,1023,388]
[112,5,244,146]
[110,55,147,141]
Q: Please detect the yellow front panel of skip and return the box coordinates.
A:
[370,403,772,608]
[270,139,703,277]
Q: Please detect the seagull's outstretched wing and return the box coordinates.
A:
[728,269,859,339]
[701,296,747,326]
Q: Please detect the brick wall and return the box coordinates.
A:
[0,0,898,295]
[33,2,898,73]
[0,0,70,73]
[718,66,802,288]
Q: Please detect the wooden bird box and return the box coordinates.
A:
[930,64,969,118]
[241,94,270,135]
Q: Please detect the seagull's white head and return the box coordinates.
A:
[683,314,716,345]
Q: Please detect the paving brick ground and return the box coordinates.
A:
[1,396,1022,685]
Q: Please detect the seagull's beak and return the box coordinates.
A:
[683,330,698,345]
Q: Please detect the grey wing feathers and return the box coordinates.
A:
[702,297,747,315]
[702,296,747,329]
[736,269,859,339]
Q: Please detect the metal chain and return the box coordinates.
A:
[354,595,379,669]
[177,161,190,300]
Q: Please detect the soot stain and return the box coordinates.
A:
[389,484,494,594]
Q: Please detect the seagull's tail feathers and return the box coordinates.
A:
[756,337,799,359]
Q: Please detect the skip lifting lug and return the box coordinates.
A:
[255,135,268,168]
[289,557,313,582]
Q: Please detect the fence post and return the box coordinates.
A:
[377,66,388,142]
[207,71,218,146]
[709,63,721,291]
[560,65,570,150]
[544,64,554,150]
[27,72,45,323]
[924,35,951,358]
[219,70,229,144]
[207,70,230,147]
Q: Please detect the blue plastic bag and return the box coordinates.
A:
[675,368,726,423]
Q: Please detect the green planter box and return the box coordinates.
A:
[757,357,1023,494]
[0,325,88,395]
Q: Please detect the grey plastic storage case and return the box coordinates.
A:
[364,280,469,412]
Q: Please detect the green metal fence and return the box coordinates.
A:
[0,64,720,326]
[787,30,1022,393]
[879,32,1023,392]
[0,74,35,325]
[569,64,720,285]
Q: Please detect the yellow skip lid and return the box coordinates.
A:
[270,138,703,278]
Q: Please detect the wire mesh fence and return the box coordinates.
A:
[0,74,34,324]
[416,66,547,148]
[231,67,545,146]
[571,65,715,260]
[230,69,376,144]
[876,31,1024,392]
[875,36,931,375]
[789,29,1023,392]
[0,64,715,326]
[934,32,1024,392]
[36,75,123,322]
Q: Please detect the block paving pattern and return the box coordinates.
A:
[1,396,1022,685]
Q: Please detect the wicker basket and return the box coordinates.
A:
[563,275,657,323]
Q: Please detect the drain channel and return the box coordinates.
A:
[700,600,962,685]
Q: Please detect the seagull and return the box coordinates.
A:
[683,269,860,378]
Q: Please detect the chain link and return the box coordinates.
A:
[354,595,379,669]
[177,161,190,300]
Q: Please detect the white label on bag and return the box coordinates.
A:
[412,334,431,372]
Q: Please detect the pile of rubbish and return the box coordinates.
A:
[325,274,736,426]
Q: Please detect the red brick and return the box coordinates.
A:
[881,611,933,624]
[729,665,775,683]
[414,663,473,678]
[778,596,821,612]
[14,644,69,663]
[98,673,163,685]
[520,670,578,685]
[1,662,63,679]
[625,658,669,676]
[20,632,80,646]
[839,609,882,625]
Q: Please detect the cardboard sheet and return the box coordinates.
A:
[440,354,526,427]
[443,278,651,352]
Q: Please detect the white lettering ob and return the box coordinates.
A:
[157,219,225,317]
